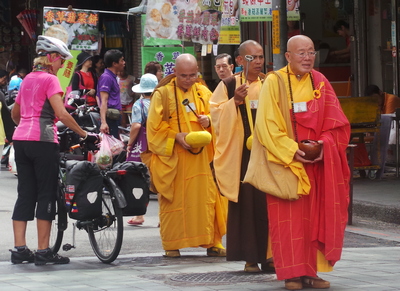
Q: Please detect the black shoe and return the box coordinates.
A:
[34,248,70,266]
[10,248,35,264]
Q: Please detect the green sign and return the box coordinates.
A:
[141,46,195,76]
[57,49,80,97]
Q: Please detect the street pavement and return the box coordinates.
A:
[1,165,400,290]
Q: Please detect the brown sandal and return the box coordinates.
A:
[302,276,330,289]
[285,277,303,290]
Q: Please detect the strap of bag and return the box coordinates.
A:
[222,75,237,99]
[140,99,147,126]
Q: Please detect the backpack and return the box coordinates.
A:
[112,161,151,216]
[65,161,103,220]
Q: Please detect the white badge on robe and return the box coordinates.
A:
[185,102,197,112]
[293,102,307,113]
[249,100,258,109]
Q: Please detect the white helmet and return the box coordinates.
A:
[36,35,73,60]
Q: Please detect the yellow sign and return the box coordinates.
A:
[272,10,280,54]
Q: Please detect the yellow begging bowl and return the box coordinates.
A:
[185,131,212,148]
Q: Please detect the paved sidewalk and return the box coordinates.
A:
[0,247,399,290]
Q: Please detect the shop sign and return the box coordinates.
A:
[141,46,195,76]
[219,0,241,44]
[43,7,99,50]
[142,15,182,46]
[56,50,80,96]
[144,0,222,45]
[240,0,300,22]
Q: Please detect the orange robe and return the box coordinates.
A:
[256,67,350,280]
[147,78,227,251]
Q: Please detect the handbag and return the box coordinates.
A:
[243,131,299,200]
[64,72,87,110]
[243,71,300,200]
[106,108,122,120]
[127,100,147,162]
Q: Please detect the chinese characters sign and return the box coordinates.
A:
[141,47,195,76]
[56,50,80,97]
[144,0,222,45]
[240,0,300,22]
[43,7,99,50]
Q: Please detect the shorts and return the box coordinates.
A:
[12,141,59,221]
[121,103,133,112]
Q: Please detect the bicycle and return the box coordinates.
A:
[50,138,128,264]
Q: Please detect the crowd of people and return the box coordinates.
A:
[1,33,352,290]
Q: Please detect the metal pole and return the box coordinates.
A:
[272,0,287,71]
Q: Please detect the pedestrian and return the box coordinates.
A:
[146,53,227,257]
[98,49,125,138]
[0,69,14,154]
[210,40,271,273]
[329,20,351,62]
[214,53,234,80]
[126,73,158,226]
[9,35,99,266]
[91,55,105,79]
[71,52,97,107]
[255,35,350,290]
[117,68,136,128]
[144,61,163,81]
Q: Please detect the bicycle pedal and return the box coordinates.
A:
[62,243,75,251]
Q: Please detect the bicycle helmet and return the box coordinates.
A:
[36,35,73,60]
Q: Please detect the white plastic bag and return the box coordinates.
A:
[8,144,17,175]
[103,134,125,156]
[95,135,113,169]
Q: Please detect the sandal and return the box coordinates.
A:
[127,217,144,225]
[244,262,261,273]
[206,247,226,257]
[302,276,330,289]
[285,277,303,290]
[163,250,180,258]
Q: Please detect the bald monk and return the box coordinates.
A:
[146,54,227,257]
[210,40,271,273]
[255,35,350,290]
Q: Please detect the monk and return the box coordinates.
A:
[210,40,271,272]
[146,54,227,257]
[255,35,350,290]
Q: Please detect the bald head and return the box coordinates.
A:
[238,40,262,55]
[175,53,197,69]
[287,35,313,52]
[174,53,198,91]
[285,35,316,76]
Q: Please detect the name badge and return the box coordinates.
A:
[185,102,197,112]
[293,102,307,113]
[249,100,258,109]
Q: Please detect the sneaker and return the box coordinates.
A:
[10,248,34,264]
[34,248,70,266]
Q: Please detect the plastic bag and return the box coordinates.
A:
[8,144,17,175]
[95,135,113,169]
[103,134,125,156]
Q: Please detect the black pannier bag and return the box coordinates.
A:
[65,161,103,220]
[112,161,150,216]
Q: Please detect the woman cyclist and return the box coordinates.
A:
[10,35,98,266]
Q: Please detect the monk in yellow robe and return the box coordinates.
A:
[256,35,350,290]
[147,54,227,257]
[210,40,271,273]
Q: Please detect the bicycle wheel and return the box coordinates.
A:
[87,189,123,263]
[50,185,68,253]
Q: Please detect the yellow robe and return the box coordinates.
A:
[210,74,263,202]
[147,78,227,250]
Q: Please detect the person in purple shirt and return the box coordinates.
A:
[98,49,125,138]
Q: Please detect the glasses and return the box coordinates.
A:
[177,74,197,80]
[288,51,318,58]
[215,64,230,69]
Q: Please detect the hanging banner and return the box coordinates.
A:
[144,0,222,45]
[219,0,241,44]
[142,15,182,46]
[56,50,80,96]
[43,7,99,50]
[240,0,300,22]
[141,46,195,76]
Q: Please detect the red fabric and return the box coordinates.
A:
[268,70,350,280]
